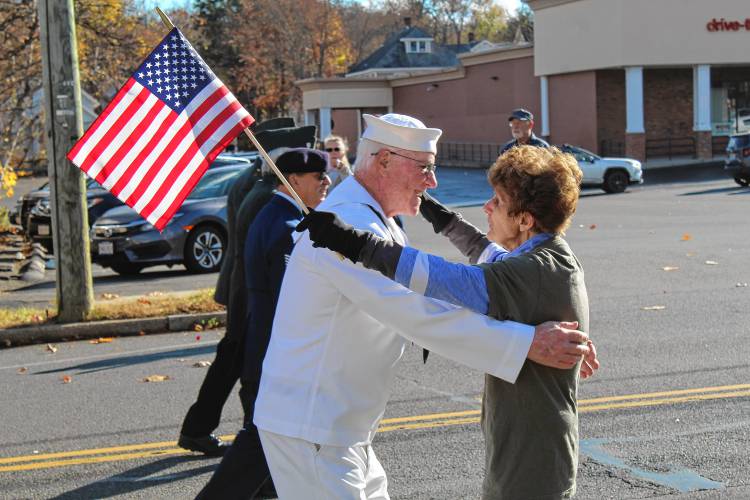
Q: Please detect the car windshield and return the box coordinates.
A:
[727,135,750,149]
[188,169,244,200]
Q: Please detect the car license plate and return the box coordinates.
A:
[38,224,50,236]
[98,242,114,255]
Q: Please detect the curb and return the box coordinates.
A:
[0,311,226,348]
[19,243,47,282]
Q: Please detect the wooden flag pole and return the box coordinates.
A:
[155,7,310,215]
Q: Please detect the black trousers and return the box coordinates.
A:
[180,334,244,438]
[194,380,271,500]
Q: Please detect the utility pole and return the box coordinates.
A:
[38,0,93,322]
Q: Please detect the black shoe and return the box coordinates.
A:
[178,433,230,457]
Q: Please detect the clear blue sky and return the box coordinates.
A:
[142,0,523,15]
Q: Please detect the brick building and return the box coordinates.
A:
[298,0,750,164]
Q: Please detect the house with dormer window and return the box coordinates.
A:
[345,19,477,79]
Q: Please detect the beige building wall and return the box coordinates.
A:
[392,56,540,143]
[531,0,750,76]
[299,79,392,110]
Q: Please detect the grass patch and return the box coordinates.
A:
[0,288,224,329]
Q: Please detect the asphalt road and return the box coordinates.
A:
[0,172,749,498]
[0,163,730,309]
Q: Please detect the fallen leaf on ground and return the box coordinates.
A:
[705,260,718,265]
[61,375,72,383]
[100,293,119,300]
[680,233,692,241]
[89,337,114,344]
[138,330,146,336]
[17,367,28,374]
[643,304,666,310]
[142,375,170,383]
[686,252,696,257]
[193,361,212,368]
[662,266,679,272]
[46,344,58,353]
[193,324,204,332]
[589,224,597,230]
[137,298,151,305]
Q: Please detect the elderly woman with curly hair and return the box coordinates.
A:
[300,145,594,499]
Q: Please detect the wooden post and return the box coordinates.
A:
[38,0,94,322]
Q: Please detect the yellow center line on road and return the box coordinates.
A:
[1,382,748,473]
[579,389,750,413]
[579,383,750,404]
[0,440,181,465]
[0,448,187,473]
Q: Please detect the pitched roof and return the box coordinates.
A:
[348,26,472,74]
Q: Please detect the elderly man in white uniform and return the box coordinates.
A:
[254,114,595,499]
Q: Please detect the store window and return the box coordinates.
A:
[712,69,750,135]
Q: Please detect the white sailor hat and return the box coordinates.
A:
[361,113,442,154]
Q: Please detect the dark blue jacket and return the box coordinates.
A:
[500,133,550,154]
[242,194,303,383]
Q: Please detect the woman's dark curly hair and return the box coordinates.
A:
[487,145,582,234]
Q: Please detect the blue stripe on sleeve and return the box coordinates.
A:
[394,246,418,288]
[423,254,489,315]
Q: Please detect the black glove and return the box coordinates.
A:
[296,210,369,263]
[419,192,456,234]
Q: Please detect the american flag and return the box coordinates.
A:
[67,28,254,230]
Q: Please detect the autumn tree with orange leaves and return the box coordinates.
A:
[0,0,165,191]
[225,0,352,119]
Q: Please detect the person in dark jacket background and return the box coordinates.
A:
[500,108,549,154]
[178,123,316,457]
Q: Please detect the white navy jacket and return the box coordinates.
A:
[253,176,534,447]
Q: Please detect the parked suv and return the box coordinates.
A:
[559,144,643,193]
[724,133,750,187]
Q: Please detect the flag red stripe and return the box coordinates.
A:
[67,78,138,162]
[94,98,167,185]
[153,117,252,230]
[77,85,151,174]
[109,107,180,198]
[123,86,231,208]
[138,100,245,220]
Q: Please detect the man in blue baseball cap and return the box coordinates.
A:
[500,108,549,154]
